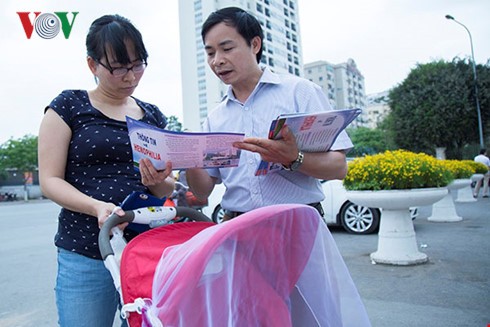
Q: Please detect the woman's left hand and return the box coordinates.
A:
[139,158,173,187]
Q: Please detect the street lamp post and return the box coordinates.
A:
[445,14,485,148]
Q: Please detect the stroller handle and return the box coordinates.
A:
[99,206,212,260]
[99,210,135,260]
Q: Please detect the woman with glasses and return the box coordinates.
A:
[38,14,174,326]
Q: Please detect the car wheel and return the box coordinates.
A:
[339,201,380,234]
[212,204,225,224]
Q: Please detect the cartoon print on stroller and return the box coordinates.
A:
[99,203,371,327]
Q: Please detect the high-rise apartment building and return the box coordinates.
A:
[304,59,366,127]
[364,91,391,128]
[304,59,366,111]
[179,0,303,131]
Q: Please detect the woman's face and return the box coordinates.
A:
[94,41,146,98]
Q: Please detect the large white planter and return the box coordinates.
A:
[347,187,448,265]
[455,178,476,203]
[428,179,468,222]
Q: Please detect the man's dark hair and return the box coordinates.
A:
[86,14,148,68]
[480,148,487,155]
[201,7,264,63]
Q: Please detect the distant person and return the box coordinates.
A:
[473,148,490,198]
[185,7,353,220]
[38,14,174,326]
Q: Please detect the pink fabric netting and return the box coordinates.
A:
[142,204,371,327]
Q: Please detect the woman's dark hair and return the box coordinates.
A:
[86,14,148,68]
[201,7,264,63]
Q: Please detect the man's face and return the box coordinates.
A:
[204,22,260,87]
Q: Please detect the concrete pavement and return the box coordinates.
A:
[330,197,490,327]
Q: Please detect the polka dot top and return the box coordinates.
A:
[48,90,167,259]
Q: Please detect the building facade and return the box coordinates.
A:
[179,0,303,131]
[304,59,367,127]
[364,91,391,129]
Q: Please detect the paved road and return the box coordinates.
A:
[330,197,490,327]
[0,200,58,327]
[0,197,488,327]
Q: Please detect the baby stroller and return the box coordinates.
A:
[99,203,371,327]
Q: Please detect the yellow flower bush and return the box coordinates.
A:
[461,160,488,174]
[344,150,454,191]
[441,160,474,179]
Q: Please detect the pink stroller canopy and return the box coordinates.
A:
[141,204,371,326]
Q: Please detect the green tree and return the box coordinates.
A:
[386,58,490,158]
[347,127,394,156]
[0,135,38,181]
[166,115,183,132]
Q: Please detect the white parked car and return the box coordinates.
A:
[201,179,417,235]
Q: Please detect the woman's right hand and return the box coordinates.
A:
[95,201,128,230]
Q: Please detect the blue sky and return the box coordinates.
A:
[1,0,489,144]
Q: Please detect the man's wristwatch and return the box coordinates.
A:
[282,151,304,171]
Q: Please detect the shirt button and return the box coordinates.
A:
[248,159,254,164]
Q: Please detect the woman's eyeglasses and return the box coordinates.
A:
[96,60,147,77]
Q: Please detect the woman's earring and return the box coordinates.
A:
[93,75,99,85]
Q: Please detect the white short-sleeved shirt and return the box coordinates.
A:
[474,154,490,169]
[203,67,353,212]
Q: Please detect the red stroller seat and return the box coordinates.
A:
[120,204,370,326]
[120,221,214,326]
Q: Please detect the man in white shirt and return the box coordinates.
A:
[186,7,353,219]
[473,148,490,198]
